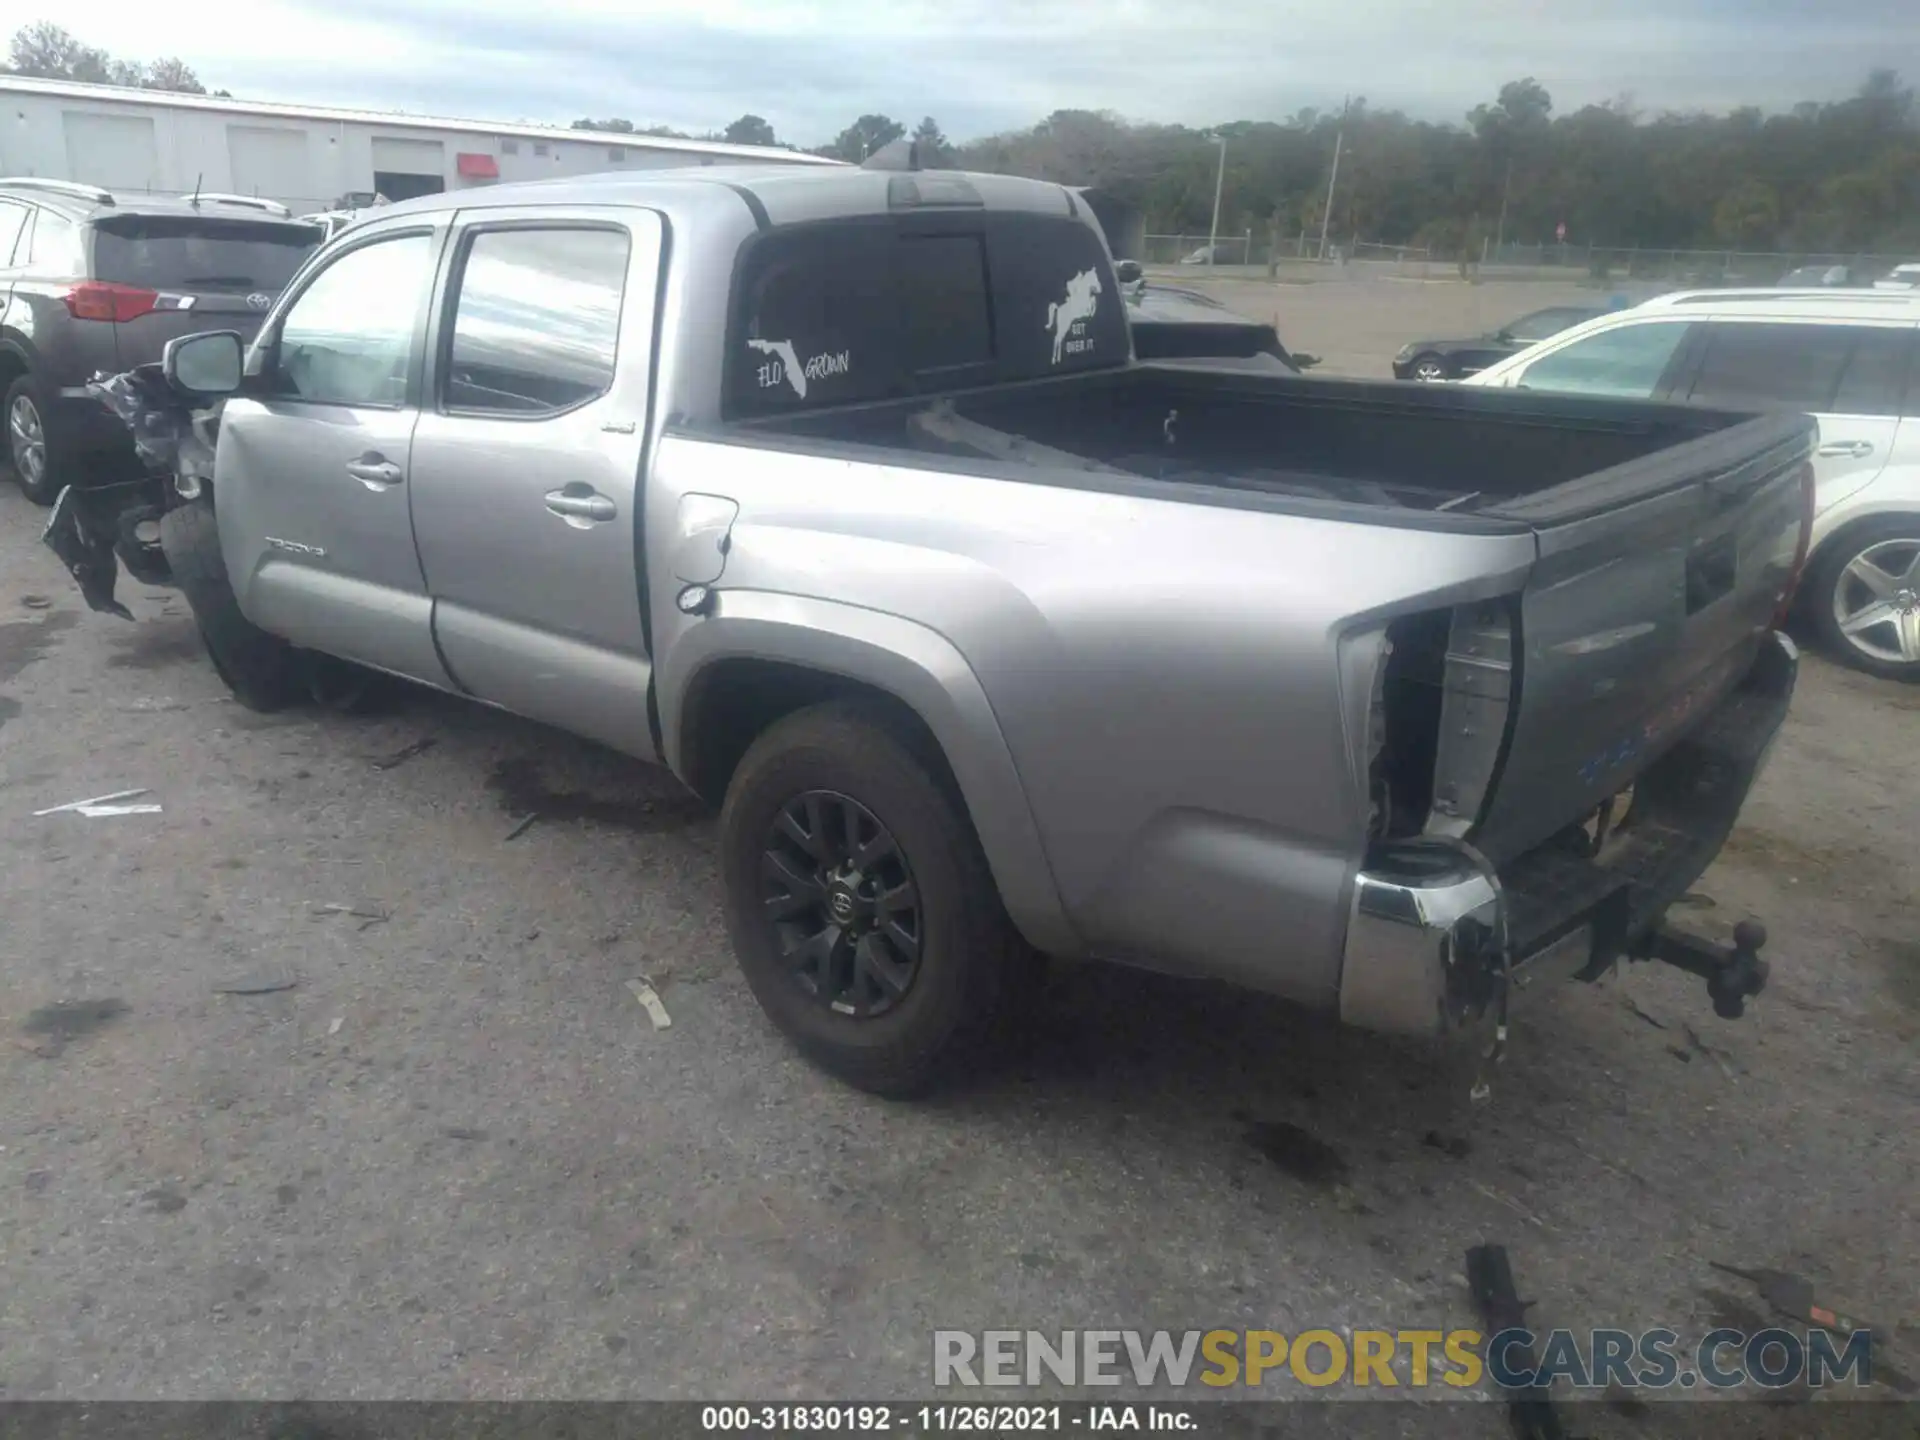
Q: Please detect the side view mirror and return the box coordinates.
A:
[1493,329,1515,344]
[163,331,245,397]
[1114,259,1143,284]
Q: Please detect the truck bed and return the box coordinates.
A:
[734,364,1773,521]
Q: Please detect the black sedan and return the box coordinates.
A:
[1391,305,1605,381]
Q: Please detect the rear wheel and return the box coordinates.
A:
[1807,518,1920,682]
[719,701,1026,1096]
[5,375,62,505]
[158,501,302,711]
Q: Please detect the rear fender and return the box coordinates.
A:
[658,590,1079,956]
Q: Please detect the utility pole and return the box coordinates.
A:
[1317,96,1348,262]
[1206,135,1227,267]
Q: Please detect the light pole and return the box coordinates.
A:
[1317,96,1349,262]
[1206,135,1227,267]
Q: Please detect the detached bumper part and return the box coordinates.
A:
[1338,631,1796,1037]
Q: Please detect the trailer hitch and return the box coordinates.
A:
[1631,918,1769,1018]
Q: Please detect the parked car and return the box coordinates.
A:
[1392,305,1606,381]
[1873,262,1920,290]
[62,161,1806,1094]
[1117,265,1319,372]
[1777,264,1855,287]
[1464,288,1920,680]
[0,177,322,503]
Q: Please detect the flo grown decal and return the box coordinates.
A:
[1045,268,1104,364]
[748,337,853,399]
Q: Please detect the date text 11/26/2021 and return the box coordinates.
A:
[701,1406,1194,1432]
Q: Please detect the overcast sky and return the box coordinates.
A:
[44,0,1914,145]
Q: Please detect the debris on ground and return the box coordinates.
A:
[1470,1180,1551,1230]
[212,972,298,996]
[503,813,539,842]
[1682,1021,1738,1078]
[1625,997,1668,1029]
[311,901,391,931]
[1423,1130,1473,1159]
[326,1017,344,1036]
[116,698,193,713]
[626,977,673,1030]
[442,1127,488,1141]
[1708,1262,1918,1392]
[1466,1243,1568,1440]
[20,594,52,609]
[369,737,437,771]
[142,1186,188,1214]
[33,788,163,818]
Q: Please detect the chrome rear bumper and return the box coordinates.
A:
[1337,630,1797,1039]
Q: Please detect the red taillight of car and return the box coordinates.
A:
[64,281,159,322]
[1774,459,1817,626]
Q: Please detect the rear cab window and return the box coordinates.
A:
[725,208,1128,418]
[90,214,321,294]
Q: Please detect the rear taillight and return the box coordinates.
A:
[64,281,158,323]
[1774,460,1816,625]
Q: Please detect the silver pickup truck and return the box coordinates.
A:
[65,156,1814,1094]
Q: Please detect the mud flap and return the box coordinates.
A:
[41,484,133,621]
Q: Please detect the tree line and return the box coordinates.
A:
[5,21,220,95]
[584,74,1917,257]
[11,18,1912,257]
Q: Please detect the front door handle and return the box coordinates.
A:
[345,455,403,489]
[1815,440,1874,458]
[544,488,616,527]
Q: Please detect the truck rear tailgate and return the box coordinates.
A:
[1468,411,1814,867]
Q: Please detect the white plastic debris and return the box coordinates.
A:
[625,978,672,1030]
[33,788,162,818]
[327,1017,344,1036]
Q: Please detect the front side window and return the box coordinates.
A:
[1517,321,1693,399]
[273,232,434,407]
[443,226,629,415]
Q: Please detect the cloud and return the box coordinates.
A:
[46,0,1912,146]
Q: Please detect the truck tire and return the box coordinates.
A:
[1806,516,1920,683]
[719,700,1024,1096]
[158,501,301,712]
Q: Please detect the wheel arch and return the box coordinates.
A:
[660,595,1079,956]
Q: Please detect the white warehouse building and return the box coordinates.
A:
[0,75,835,214]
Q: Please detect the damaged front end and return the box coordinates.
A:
[41,364,218,620]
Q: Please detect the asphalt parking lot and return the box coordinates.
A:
[1,282,1916,1425]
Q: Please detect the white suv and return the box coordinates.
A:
[1466,289,1920,681]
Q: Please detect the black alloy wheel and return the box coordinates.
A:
[762,790,923,1018]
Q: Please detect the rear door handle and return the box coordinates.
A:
[345,456,403,488]
[1815,440,1874,458]
[544,488,616,526]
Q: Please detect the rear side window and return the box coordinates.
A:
[1686,322,1863,412]
[91,216,320,293]
[443,226,630,416]
[23,209,83,274]
[1830,328,1913,417]
[0,201,27,266]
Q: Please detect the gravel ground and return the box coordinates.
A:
[1,302,1915,1424]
